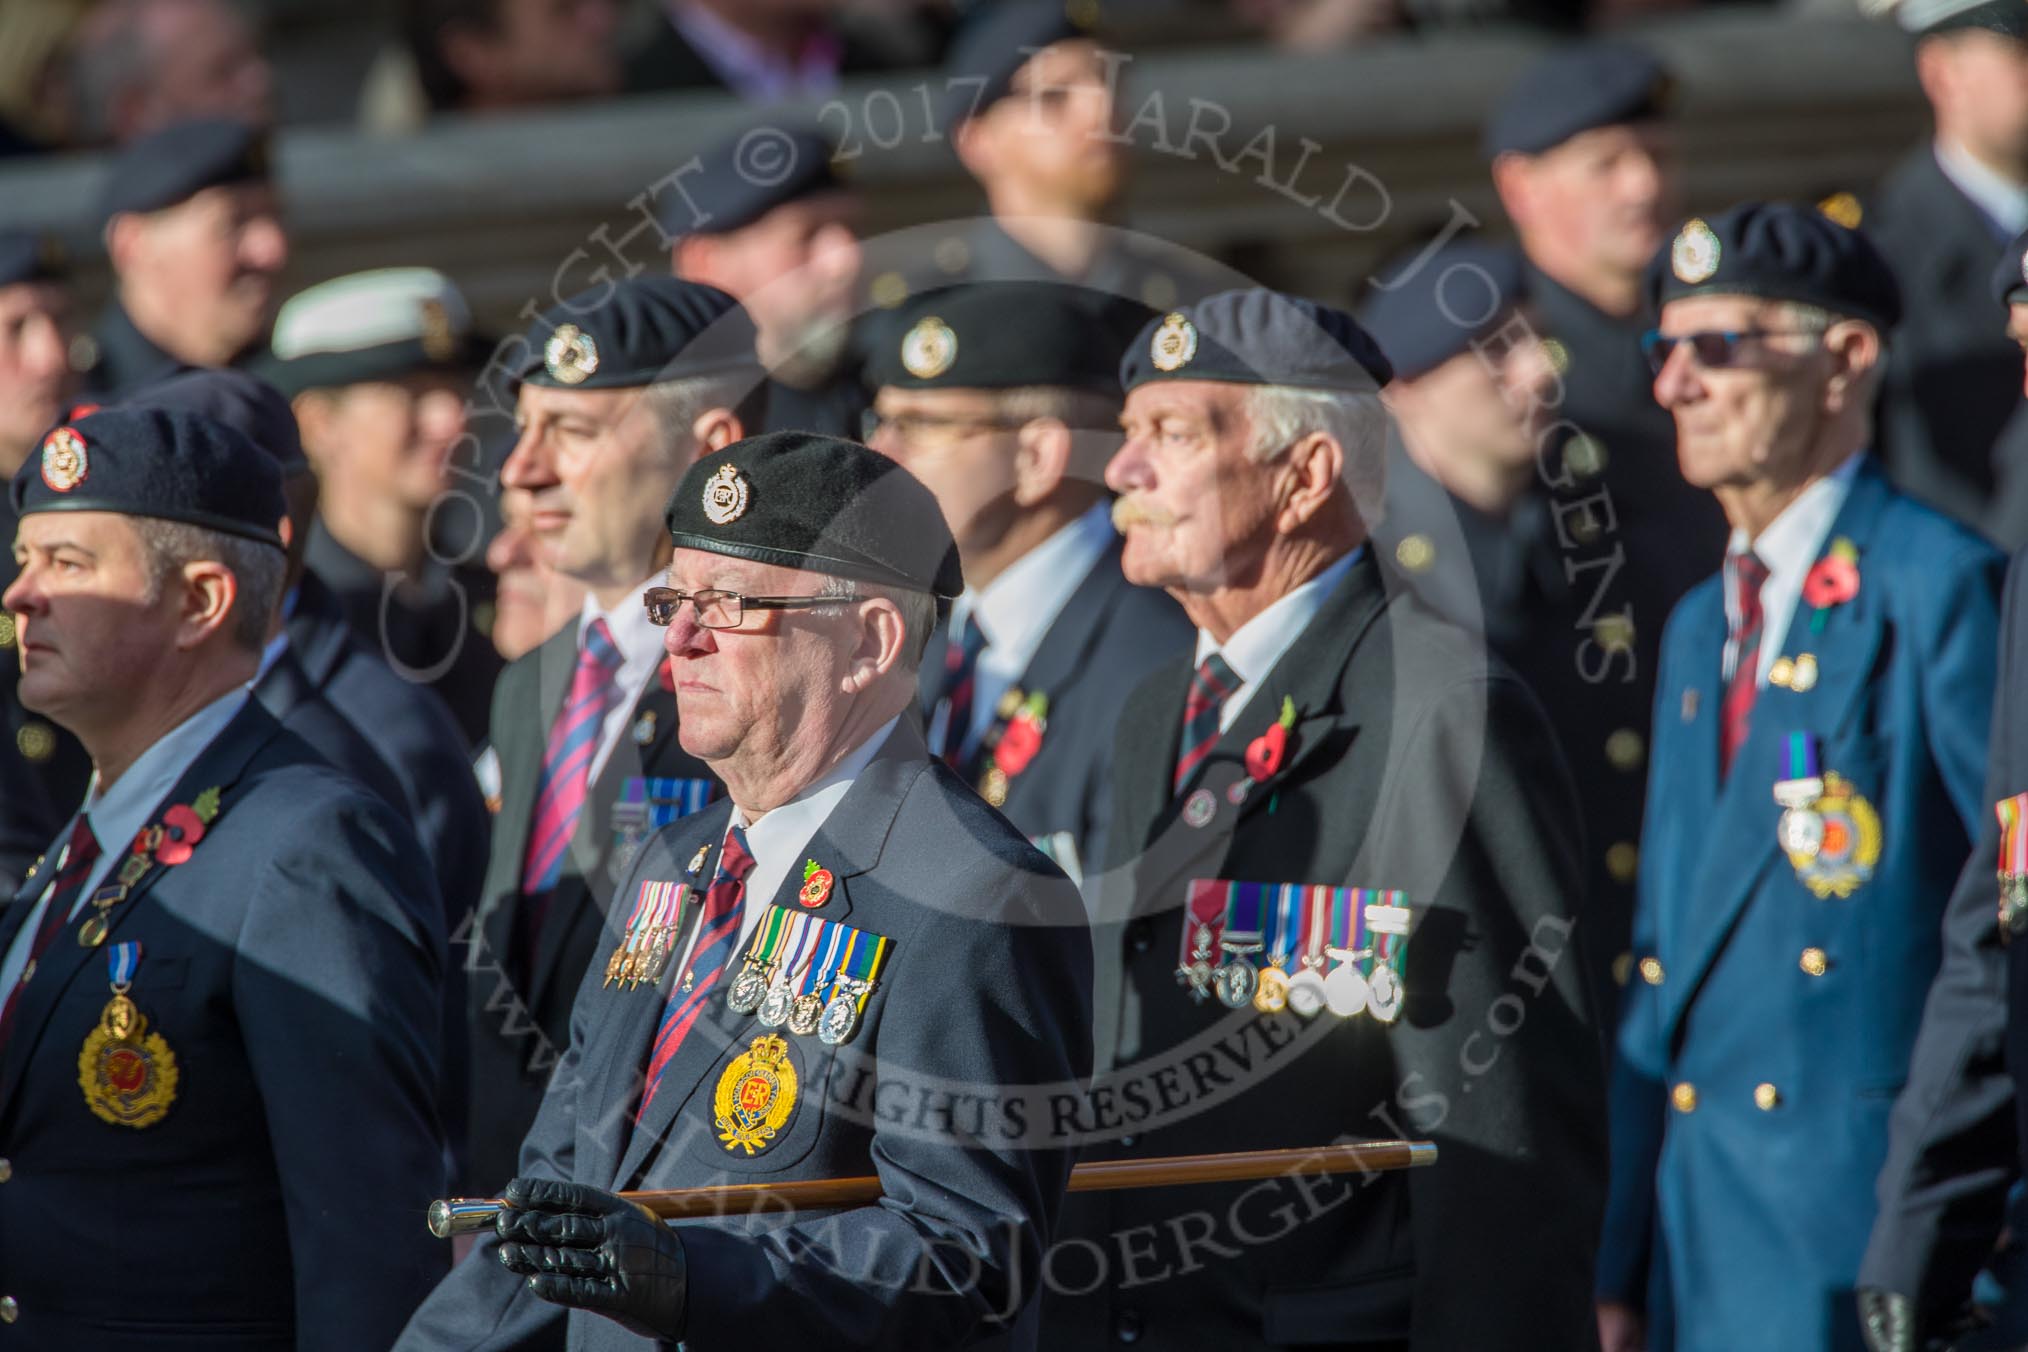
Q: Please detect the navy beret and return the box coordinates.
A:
[0,230,65,289]
[1994,226,2028,310]
[10,407,285,549]
[121,367,306,473]
[1120,288,1392,395]
[665,431,962,599]
[514,277,758,391]
[943,1,1095,126]
[864,281,1152,393]
[661,119,847,239]
[1646,201,1903,331]
[1359,241,1529,382]
[98,118,271,222]
[1897,0,2028,38]
[1482,40,1673,159]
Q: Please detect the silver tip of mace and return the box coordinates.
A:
[428,1198,505,1239]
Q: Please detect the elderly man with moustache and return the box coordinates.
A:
[397,431,1091,1350]
[1035,290,1604,1352]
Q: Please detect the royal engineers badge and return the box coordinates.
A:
[900,316,957,379]
[1786,771,1881,899]
[1150,312,1198,372]
[40,427,87,493]
[78,943,177,1128]
[701,462,751,525]
[1671,218,1721,284]
[714,1034,799,1155]
[543,323,599,384]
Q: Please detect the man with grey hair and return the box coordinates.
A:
[66,0,272,147]
[1040,289,1604,1349]
[1,406,446,1345]
[466,277,760,1190]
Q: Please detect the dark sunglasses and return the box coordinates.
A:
[1640,328,1823,375]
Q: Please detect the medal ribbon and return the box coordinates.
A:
[1365,891,1413,975]
[1223,881,1266,940]
[1298,884,1331,965]
[2000,793,2028,877]
[1782,733,1822,783]
[775,911,824,990]
[830,926,891,1014]
[1178,879,1227,971]
[621,882,673,968]
[108,940,141,986]
[742,905,791,967]
[1267,884,1303,965]
[800,921,848,999]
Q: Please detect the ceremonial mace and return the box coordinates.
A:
[429,1139,1436,1237]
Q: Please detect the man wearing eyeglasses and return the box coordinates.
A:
[1598,202,2003,1352]
[464,277,762,1192]
[862,281,1190,882]
[397,431,1092,1351]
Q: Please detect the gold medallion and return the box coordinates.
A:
[78,998,178,1128]
[787,993,823,1037]
[899,316,957,379]
[701,462,751,525]
[1787,771,1881,899]
[543,323,599,384]
[981,766,1009,808]
[1150,312,1198,372]
[714,1034,799,1155]
[77,913,109,948]
[1252,964,1290,1013]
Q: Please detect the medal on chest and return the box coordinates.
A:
[77,941,178,1128]
[1177,881,1414,1024]
[1997,793,2028,939]
[1774,734,1880,899]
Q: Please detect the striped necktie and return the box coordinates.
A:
[0,816,101,1053]
[639,826,754,1114]
[933,613,988,768]
[1720,550,1770,778]
[522,618,625,896]
[1174,653,1240,794]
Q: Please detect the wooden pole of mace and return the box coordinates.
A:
[428,1139,1438,1237]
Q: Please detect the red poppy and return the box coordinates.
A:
[1245,723,1289,782]
[154,804,206,866]
[1802,555,1859,609]
[798,868,834,908]
[995,713,1045,777]
[657,657,675,694]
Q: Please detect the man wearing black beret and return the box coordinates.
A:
[87,117,286,399]
[0,406,447,1346]
[464,276,762,1192]
[0,231,84,891]
[864,280,1190,882]
[1600,202,2004,1352]
[1864,0,2028,539]
[669,118,870,440]
[1039,287,1604,1350]
[399,430,1093,1351]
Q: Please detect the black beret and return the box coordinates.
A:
[1995,226,2028,309]
[121,367,306,474]
[1897,0,2028,39]
[98,118,271,222]
[0,230,65,289]
[664,431,962,599]
[1359,241,1529,382]
[1482,40,1673,159]
[10,407,285,549]
[1120,288,1393,395]
[661,119,847,239]
[1645,201,1902,331]
[513,277,758,391]
[943,1,1096,127]
[864,281,1152,393]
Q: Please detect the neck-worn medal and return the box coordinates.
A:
[78,941,178,1128]
[1998,793,2028,938]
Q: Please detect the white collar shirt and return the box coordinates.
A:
[1724,452,1861,687]
[1191,547,1361,733]
[576,578,665,787]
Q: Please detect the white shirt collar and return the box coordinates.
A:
[577,576,667,784]
[1935,137,2028,239]
[1192,546,1361,732]
[82,687,249,887]
[1725,452,1862,685]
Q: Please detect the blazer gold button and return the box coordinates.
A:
[1607,842,1640,884]
[1754,1083,1780,1111]
[0,1158,14,1183]
[1800,947,1829,976]
[1611,952,1633,987]
[1,1295,19,1322]
[1639,957,1664,986]
[1671,1083,1698,1113]
[1606,729,1645,773]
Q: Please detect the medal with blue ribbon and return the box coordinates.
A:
[817,925,891,1046]
[789,922,848,1036]
[1253,884,1306,1012]
[1178,880,1417,1022]
[78,941,178,1128]
[1774,732,1827,863]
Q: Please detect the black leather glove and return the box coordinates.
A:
[1858,1287,1917,1352]
[495,1177,688,1341]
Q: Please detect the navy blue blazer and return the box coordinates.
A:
[0,700,448,1349]
[1602,459,2002,1351]
[398,717,1093,1351]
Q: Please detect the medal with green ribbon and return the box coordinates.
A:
[817,925,891,1046]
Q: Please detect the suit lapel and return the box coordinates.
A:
[0,704,281,1112]
[612,725,924,1188]
[480,630,578,969]
[992,544,1131,812]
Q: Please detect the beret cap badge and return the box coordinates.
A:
[419,298,456,362]
[701,462,752,525]
[900,316,957,379]
[543,323,600,385]
[40,427,87,493]
[1151,312,1198,373]
[1672,219,1721,285]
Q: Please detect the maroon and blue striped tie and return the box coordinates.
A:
[639,826,754,1115]
[933,614,988,768]
[1173,653,1239,794]
[521,618,625,896]
[0,816,101,1053]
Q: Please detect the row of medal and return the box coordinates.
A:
[608,776,716,884]
[605,879,692,989]
[725,905,891,1048]
[1997,791,2028,937]
[1178,880,1413,1023]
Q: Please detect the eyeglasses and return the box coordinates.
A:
[642,587,855,630]
[1640,328,1824,375]
[860,408,1021,445]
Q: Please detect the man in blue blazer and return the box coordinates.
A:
[864,281,1192,882]
[398,432,1092,1350]
[0,407,447,1347]
[1598,203,2004,1352]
